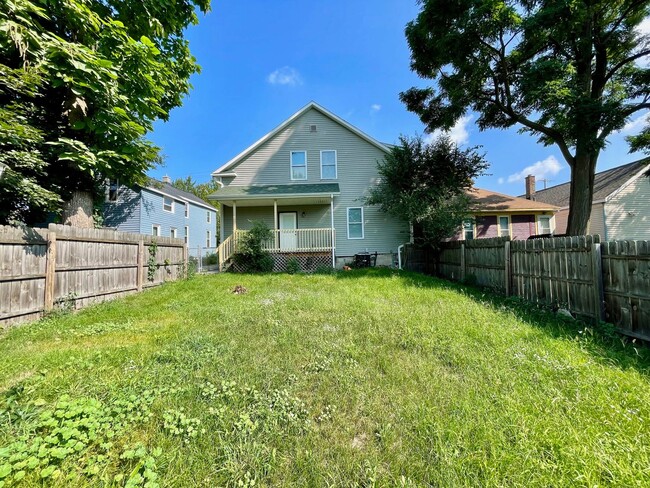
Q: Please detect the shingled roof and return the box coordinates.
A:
[469,188,558,213]
[528,158,649,208]
[145,179,215,211]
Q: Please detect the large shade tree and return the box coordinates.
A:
[0,0,210,226]
[402,0,650,235]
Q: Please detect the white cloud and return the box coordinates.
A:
[507,155,563,183]
[267,66,302,86]
[638,17,650,35]
[425,115,473,146]
[621,111,649,133]
[497,177,505,184]
[370,104,381,113]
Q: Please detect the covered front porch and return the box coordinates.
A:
[209,183,340,270]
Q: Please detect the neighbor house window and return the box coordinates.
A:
[184,226,189,244]
[163,196,173,212]
[290,151,307,180]
[207,210,211,223]
[347,207,364,239]
[498,215,510,237]
[152,225,160,237]
[320,150,337,179]
[538,215,552,235]
[206,230,211,247]
[170,227,177,239]
[106,179,119,202]
[463,220,474,240]
[185,203,189,218]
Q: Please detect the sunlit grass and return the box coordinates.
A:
[1,269,649,487]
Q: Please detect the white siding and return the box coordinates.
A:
[221,108,410,256]
[604,174,650,240]
[588,203,605,239]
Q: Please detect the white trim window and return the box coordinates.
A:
[537,215,552,235]
[152,224,161,237]
[206,230,211,247]
[290,151,307,180]
[462,219,474,240]
[163,196,174,213]
[170,227,177,239]
[207,210,211,223]
[497,215,511,237]
[184,226,189,244]
[347,207,364,239]
[320,150,337,179]
[106,179,119,202]
[185,202,189,218]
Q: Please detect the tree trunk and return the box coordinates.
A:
[566,153,597,236]
[62,190,95,228]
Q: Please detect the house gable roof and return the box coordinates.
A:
[528,158,650,208]
[144,179,216,212]
[469,187,559,213]
[211,102,391,176]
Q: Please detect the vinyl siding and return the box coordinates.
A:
[588,203,605,239]
[604,174,650,240]
[102,186,142,233]
[140,189,217,249]
[223,204,330,233]
[221,108,409,256]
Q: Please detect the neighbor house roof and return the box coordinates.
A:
[469,188,559,213]
[528,158,650,208]
[211,102,391,176]
[145,179,216,212]
[208,183,340,201]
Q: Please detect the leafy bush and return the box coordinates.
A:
[205,252,218,266]
[286,258,301,274]
[232,221,274,273]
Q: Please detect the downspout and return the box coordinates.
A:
[397,244,405,270]
[330,194,335,268]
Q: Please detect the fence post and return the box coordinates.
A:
[504,240,511,296]
[592,241,605,322]
[136,239,144,292]
[44,231,57,312]
[460,242,466,282]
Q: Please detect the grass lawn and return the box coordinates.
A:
[1,269,649,487]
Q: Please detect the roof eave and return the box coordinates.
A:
[209,191,341,201]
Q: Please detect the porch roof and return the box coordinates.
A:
[208,183,340,206]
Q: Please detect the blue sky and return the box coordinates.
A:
[149,1,649,197]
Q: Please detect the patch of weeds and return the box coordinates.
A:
[70,320,137,338]
[162,409,204,443]
[302,356,333,374]
[315,404,337,424]
[286,258,301,275]
[117,443,162,487]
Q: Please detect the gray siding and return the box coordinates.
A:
[604,174,650,240]
[102,187,142,233]
[222,108,410,256]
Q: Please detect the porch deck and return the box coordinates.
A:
[218,228,335,271]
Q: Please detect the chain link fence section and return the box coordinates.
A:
[188,247,219,273]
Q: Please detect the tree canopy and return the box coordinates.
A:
[171,176,220,208]
[0,0,210,225]
[366,135,489,245]
[402,0,650,235]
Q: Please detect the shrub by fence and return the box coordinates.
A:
[0,224,187,327]
[404,235,650,340]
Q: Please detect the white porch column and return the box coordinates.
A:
[273,199,278,249]
[219,203,224,244]
[233,201,237,233]
[330,194,335,268]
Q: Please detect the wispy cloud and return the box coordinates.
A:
[638,17,650,35]
[370,104,382,114]
[267,66,303,86]
[620,111,649,133]
[497,177,505,184]
[425,115,473,146]
[506,155,563,183]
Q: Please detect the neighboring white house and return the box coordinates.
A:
[528,158,650,240]
[209,102,410,269]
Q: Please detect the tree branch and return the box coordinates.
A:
[604,49,650,83]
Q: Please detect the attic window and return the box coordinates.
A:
[309,124,317,133]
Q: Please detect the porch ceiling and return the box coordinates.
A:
[208,183,339,207]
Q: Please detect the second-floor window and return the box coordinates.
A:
[185,203,189,218]
[290,151,307,180]
[207,210,211,223]
[320,150,337,179]
[152,225,160,237]
[206,230,211,247]
[163,197,173,213]
[184,226,189,244]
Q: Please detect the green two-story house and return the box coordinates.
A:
[209,102,410,270]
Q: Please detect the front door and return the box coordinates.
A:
[279,212,297,250]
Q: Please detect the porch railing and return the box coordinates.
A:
[218,228,334,270]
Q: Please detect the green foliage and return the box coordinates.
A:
[205,252,218,266]
[232,221,274,273]
[366,135,488,245]
[286,258,301,275]
[0,0,211,225]
[147,241,157,282]
[402,0,650,234]
[171,176,220,209]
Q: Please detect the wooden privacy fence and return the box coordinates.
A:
[405,235,650,340]
[0,224,188,327]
